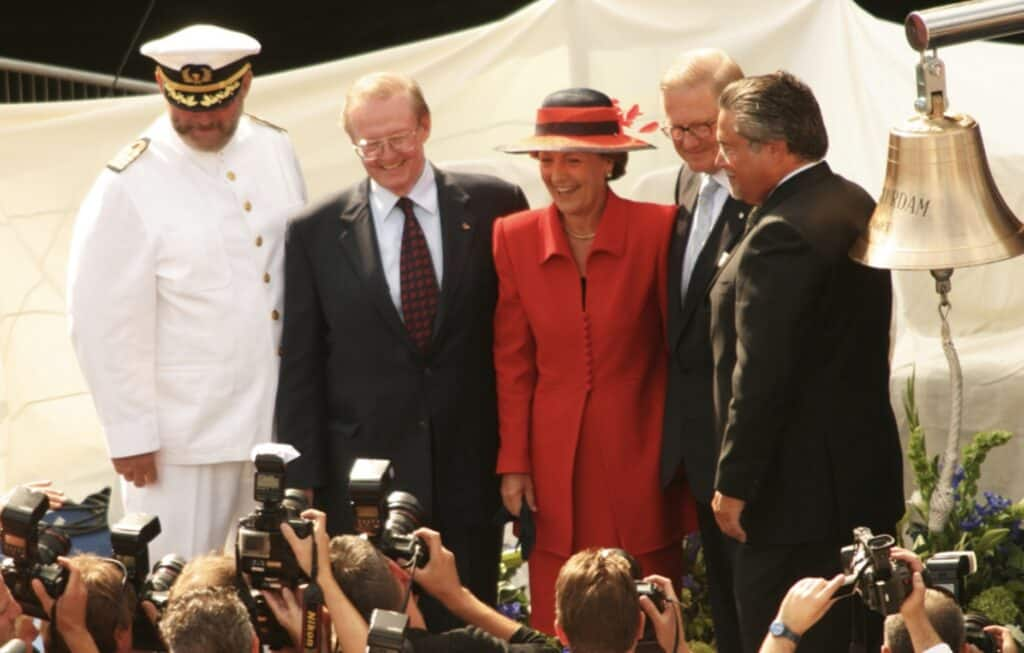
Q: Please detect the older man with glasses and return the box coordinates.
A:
[657,48,748,653]
[276,72,528,629]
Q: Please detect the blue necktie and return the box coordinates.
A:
[680,177,720,304]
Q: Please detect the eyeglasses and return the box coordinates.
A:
[660,121,715,141]
[353,128,420,161]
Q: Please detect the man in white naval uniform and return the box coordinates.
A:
[67,25,307,561]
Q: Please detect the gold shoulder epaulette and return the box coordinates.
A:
[106,138,150,173]
[247,113,287,132]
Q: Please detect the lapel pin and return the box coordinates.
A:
[738,211,746,220]
[717,251,731,268]
[460,221,471,231]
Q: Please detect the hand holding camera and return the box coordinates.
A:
[409,528,459,602]
[772,574,846,642]
[279,508,332,588]
[637,575,689,653]
[30,558,96,652]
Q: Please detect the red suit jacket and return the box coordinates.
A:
[493,190,687,557]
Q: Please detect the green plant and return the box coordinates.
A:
[902,374,1024,623]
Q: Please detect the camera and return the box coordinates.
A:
[0,486,69,619]
[237,453,312,590]
[365,608,409,653]
[349,458,430,567]
[238,587,294,650]
[964,612,999,653]
[838,527,912,615]
[636,580,667,642]
[111,513,187,651]
[838,527,974,616]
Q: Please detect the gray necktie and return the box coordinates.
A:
[680,177,720,303]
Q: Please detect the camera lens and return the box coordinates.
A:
[36,526,71,564]
[385,491,426,536]
[867,534,895,550]
[281,489,308,520]
[147,554,186,592]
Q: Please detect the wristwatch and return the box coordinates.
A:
[769,619,801,646]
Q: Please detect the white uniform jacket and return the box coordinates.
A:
[68,114,307,465]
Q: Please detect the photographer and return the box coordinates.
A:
[323,526,557,652]
[159,587,257,653]
[554,549,690,653]
[279,509,367,653]
[756,547,1021,653]
[30,557,102,653]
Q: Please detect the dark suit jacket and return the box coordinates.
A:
[660,165,749,502]
[276,167,529,535]
[709,162,904,545]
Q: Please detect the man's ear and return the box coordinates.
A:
[154,68,164,91]
[239,70,252,101]
[251,630,261,653]
[115,625,132,653]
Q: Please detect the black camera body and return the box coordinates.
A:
[839,527,913,615]
[110,512,187,651]
[0,487,69,619]
[237,454,312,590]
[839,527,974,616]
[349,459,430,568]
[636,580,667,642]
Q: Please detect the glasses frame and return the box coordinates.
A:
[660,120,716,142]
[353,127,420,161]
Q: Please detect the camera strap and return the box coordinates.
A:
[301,538,322,652]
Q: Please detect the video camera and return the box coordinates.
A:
[0,487,69,619]
[838,526,974,616]
[110,513,186,651]
[237,453,312,590]
[349,458,430,568]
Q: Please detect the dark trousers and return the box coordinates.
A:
[695,501,743,653]
[733,539,883,652]
[418,521,503,632]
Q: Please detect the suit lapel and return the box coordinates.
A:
[667,165,700,349]
[672,198,750,348]
[336,180,417,351]
[667,204,692,350]
[433,169,476,343]
[696,198,754,318]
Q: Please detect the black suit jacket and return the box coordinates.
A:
[709,162,904,545]
[276,167,529,534]
[660,165,749,502]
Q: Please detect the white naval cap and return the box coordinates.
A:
[141,24,260,71]
[141,24,260,111]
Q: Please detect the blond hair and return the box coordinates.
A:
[660,48,744,96]
[342,71,430,137]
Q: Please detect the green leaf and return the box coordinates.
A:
[972,528,1011,555]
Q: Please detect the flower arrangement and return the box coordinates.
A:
[902,374,1024,626]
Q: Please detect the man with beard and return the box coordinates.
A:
[67,25,307,561]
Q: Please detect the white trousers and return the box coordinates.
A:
[121,460,255,563]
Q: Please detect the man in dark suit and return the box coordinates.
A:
[708,72,904,651]
[657,49,748,653]
[276,72,528,624]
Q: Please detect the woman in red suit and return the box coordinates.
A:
[494,88,694,634]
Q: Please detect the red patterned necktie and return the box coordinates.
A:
[398,197,439,351]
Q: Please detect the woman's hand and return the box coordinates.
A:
[500,473,537,515]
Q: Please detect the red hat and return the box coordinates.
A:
[499,88,654,154]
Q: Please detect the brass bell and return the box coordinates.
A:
[851,38,1024,271]
[851,110,1024,270]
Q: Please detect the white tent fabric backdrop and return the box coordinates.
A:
[2,0,1023,519]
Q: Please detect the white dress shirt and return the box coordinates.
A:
[369,162,443,319]
[67,114,307,465]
